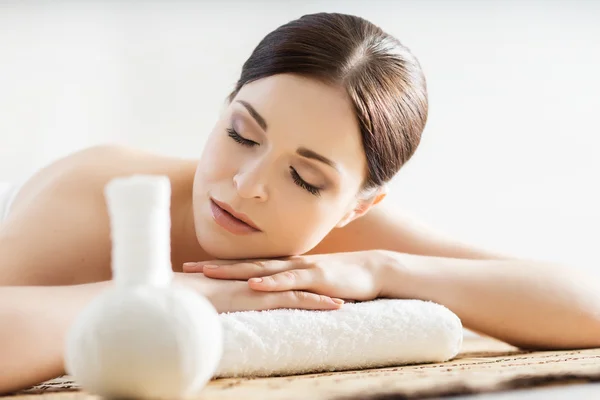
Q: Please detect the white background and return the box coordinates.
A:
[1,0,599,273]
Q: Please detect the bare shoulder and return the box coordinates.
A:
[310,201,513,260]
[11,145,194,209]
[0,145,196,286]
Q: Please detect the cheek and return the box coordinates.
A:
[272,195,345,253]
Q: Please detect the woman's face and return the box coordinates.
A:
[192,73,368,259]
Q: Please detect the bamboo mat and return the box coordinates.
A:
[6,336,600,399]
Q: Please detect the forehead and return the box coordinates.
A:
[233,74,367,184]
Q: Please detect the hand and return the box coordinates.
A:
[172,272,344,314]
[182,250,389,302]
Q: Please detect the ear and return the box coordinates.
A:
[335,185,388,228]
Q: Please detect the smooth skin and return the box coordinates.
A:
[1,74,599,394]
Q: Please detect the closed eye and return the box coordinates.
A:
[290,167,321,196]
[227,127,258,147]
[228,127,321,196]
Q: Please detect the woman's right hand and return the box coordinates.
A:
[173,272,344,313]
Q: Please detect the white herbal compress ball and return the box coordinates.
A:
[65,175,223,399]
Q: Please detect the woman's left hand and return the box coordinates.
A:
[182,250,392,302]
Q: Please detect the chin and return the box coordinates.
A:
[194,228,268,260]
[194,228,306,260]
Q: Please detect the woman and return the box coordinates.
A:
[1,12,599,394]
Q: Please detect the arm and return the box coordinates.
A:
[381,251,600,350]
[0,282,110,394]
[314,202,600,349]
[0,273,347,394]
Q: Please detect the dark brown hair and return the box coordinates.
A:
[228,12,428,191]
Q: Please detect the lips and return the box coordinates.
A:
[209,198,261,235]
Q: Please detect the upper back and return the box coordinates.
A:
[0,145,197,286]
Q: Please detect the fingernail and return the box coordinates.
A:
[183,262,198,267]
[331,298,345,305]
[203,265,219,269]
[249,277,263,283]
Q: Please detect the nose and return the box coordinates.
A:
[233,160,268,201]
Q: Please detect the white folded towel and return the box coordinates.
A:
[215,298,463,378]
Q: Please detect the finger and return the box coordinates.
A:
[182,257,292,273]
[225,283,343,312]
[272,290,344,310]
[182,259,242,272]
[200,259,303,280]
[248,269,315,292]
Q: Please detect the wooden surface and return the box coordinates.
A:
[7,336,600,399]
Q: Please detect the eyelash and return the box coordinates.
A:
[226,127,322,197]
[227,127,256,147]
[290,167,321,196]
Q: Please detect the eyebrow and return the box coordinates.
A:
[297,148,340,172]
[237,100,268,131]
[236,99,339,172]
